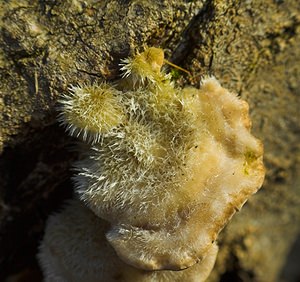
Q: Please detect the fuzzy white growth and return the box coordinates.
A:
[39,47,265,281]
[120,47,170,87]
[71,75,264,271]
[58,83,125,143]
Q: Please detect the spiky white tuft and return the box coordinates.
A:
[119,47,170,88]
[58,83,125,144]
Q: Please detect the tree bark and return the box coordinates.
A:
[0,0,299,281]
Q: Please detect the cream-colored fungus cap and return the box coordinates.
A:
[43,47,265,279]
[38,200,218,282]
[95,77,264,271]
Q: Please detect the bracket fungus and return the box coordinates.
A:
[38,47,265,281]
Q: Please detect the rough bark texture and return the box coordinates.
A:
[0,0,299,281]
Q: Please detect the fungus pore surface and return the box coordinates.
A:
[38,47,265,281]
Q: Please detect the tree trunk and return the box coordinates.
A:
[0,0,299,281]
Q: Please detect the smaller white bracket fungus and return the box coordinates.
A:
[39,47,265,281]
[38,200,218,282]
